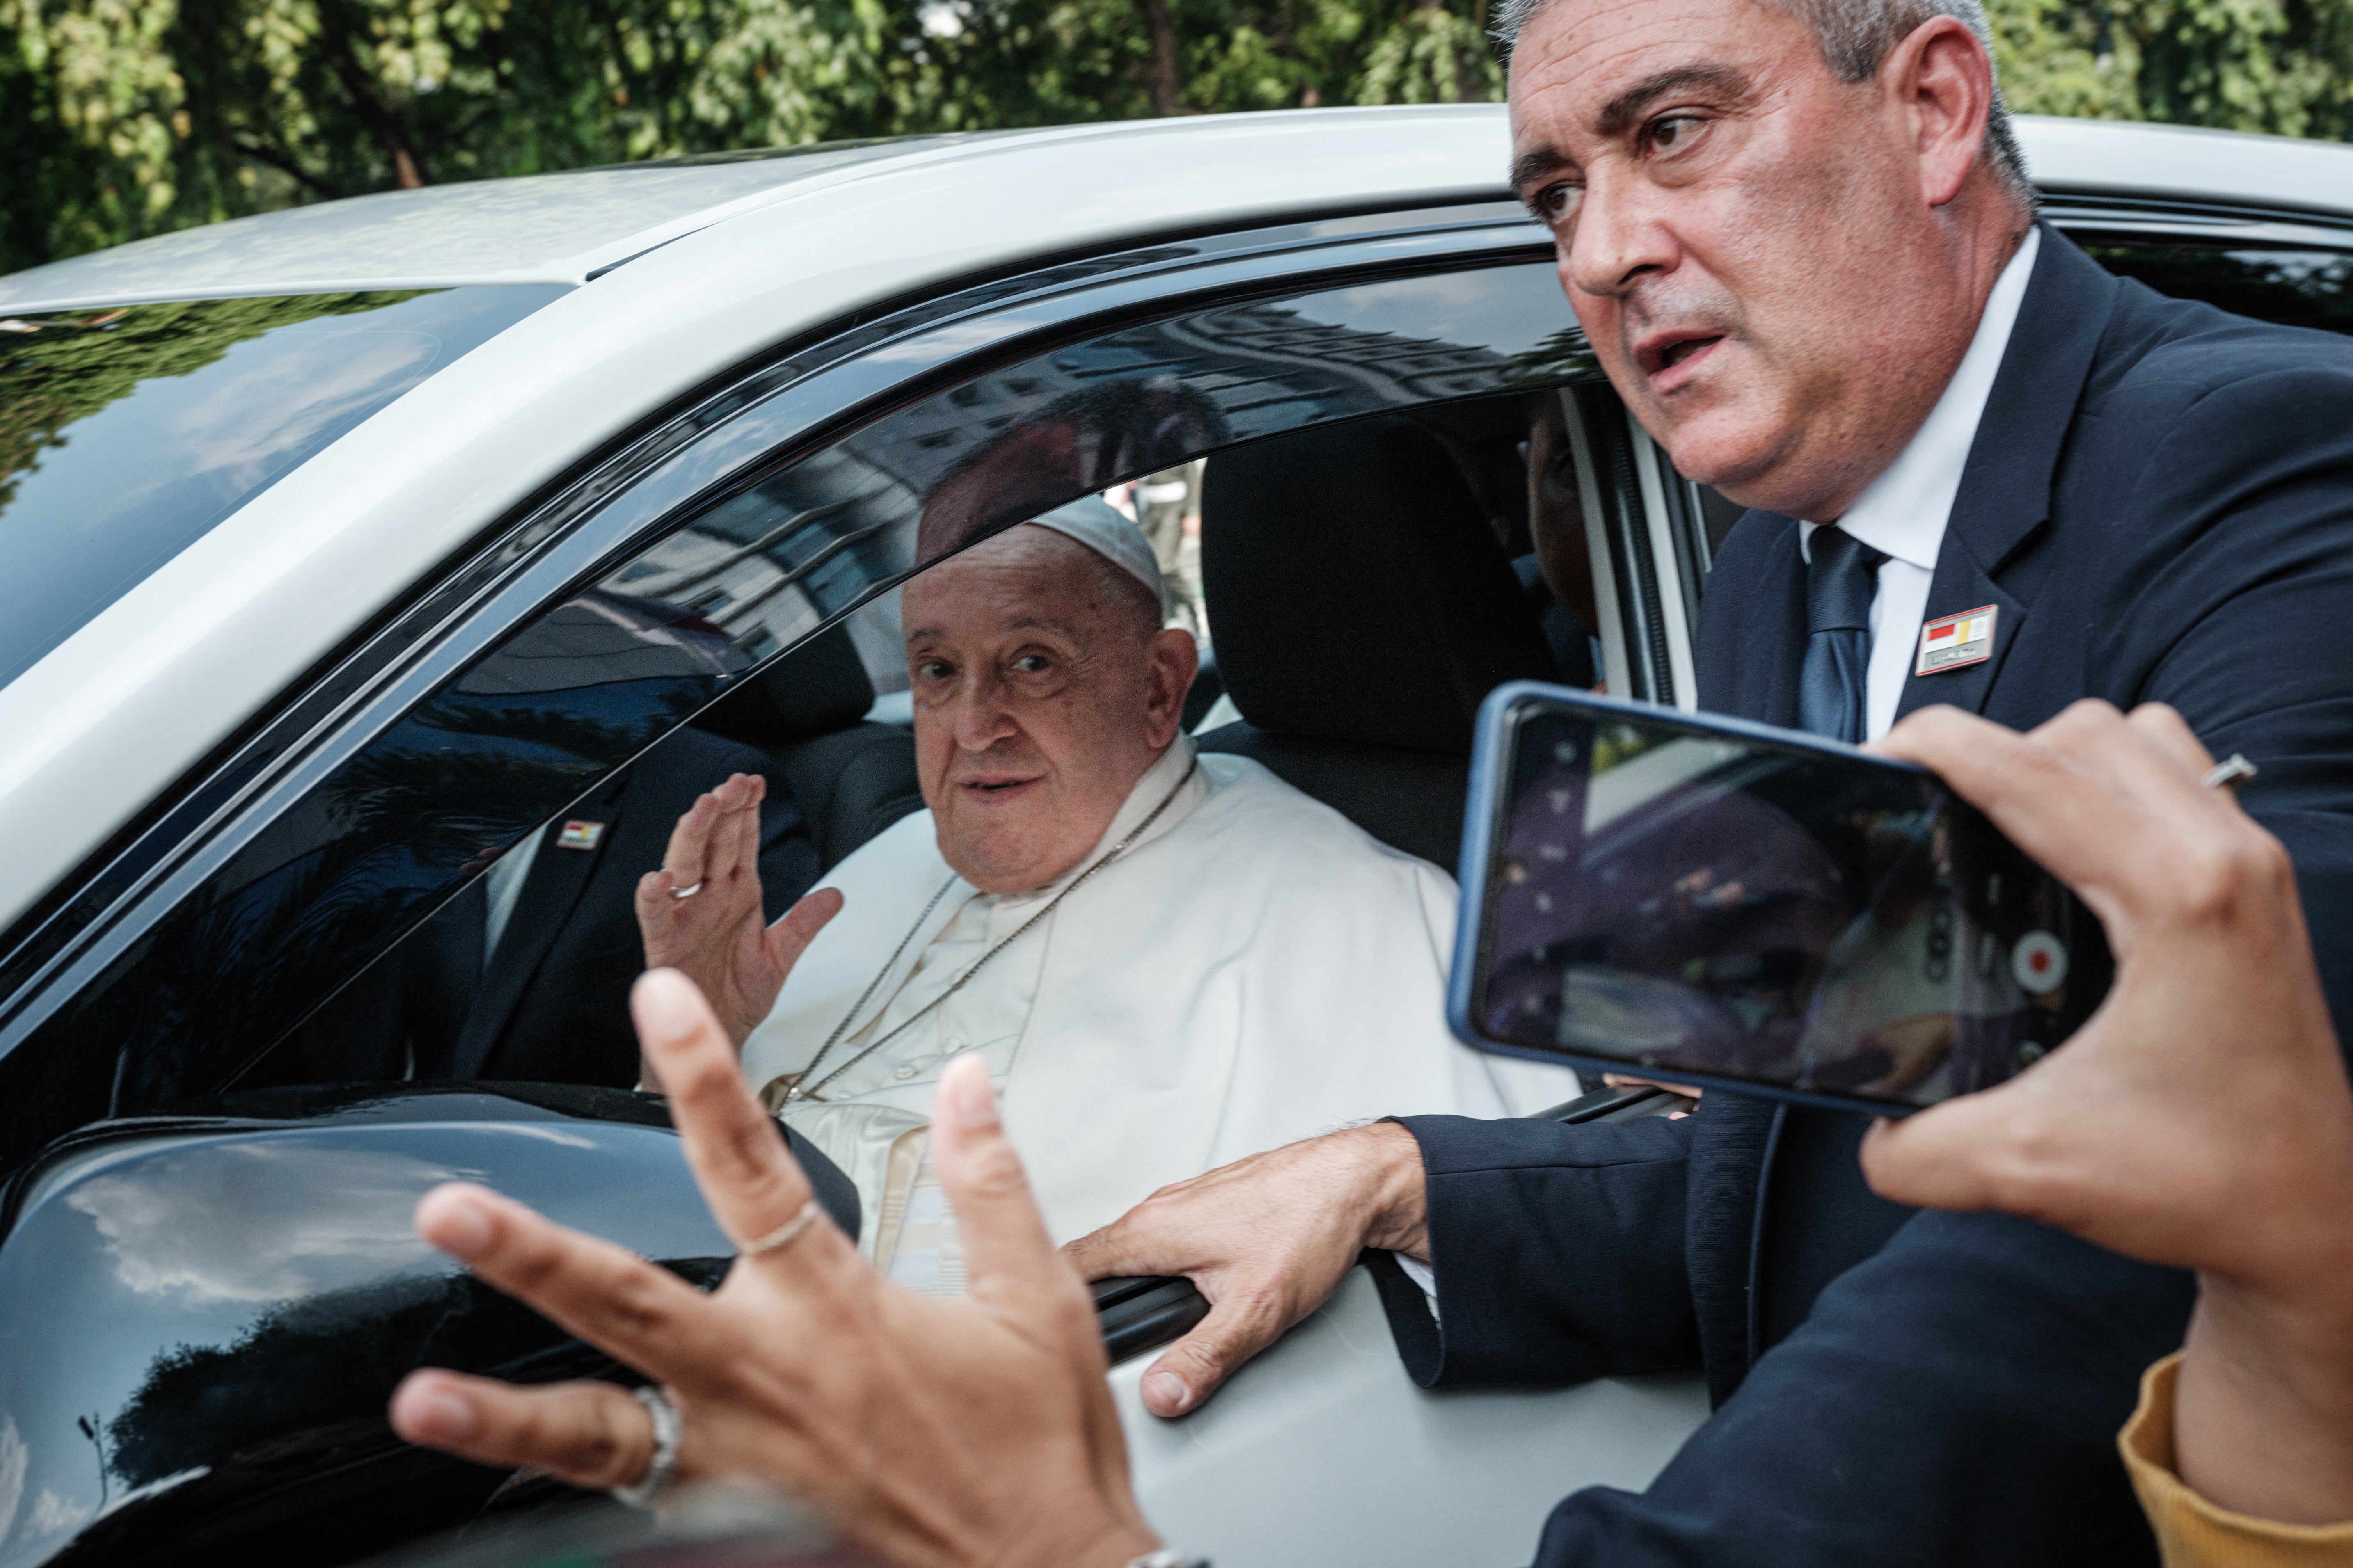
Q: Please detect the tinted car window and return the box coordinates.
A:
[2076,240,2353,335]
[0,286,566,690]
[0,250,1598,1164]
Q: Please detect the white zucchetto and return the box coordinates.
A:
[1022,496,1163,599]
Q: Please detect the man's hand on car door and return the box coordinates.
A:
[636,772,843,1067]
[1063,1121,1431,1418]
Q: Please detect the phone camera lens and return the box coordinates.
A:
[2012,931,2069,995]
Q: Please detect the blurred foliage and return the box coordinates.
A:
[1989,0,2353,137]
[2,0,2349,275]
[0,0,1506,272]
[0,290,420,511]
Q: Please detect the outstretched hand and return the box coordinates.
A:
[1864,699,2353,1526]
[389,969,1158,1568]
[635,773,843,1062]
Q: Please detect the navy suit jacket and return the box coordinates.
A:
[1377,227,2353,1566]
[298,726,820,1090]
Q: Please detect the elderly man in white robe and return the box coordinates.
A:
[635,500,1576,1292]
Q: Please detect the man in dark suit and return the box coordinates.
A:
[298,726,819,1090]
[1053,1,2353,1565]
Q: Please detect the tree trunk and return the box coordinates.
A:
[316,0,431,186]
[1140,0,1183,116]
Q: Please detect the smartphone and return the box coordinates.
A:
[1449,683,2111,1114]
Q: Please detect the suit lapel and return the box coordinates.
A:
[1694,513,1808,725]
[1894,225,2119,722]
[453,775,626,1079]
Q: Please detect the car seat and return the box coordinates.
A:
[696,624,925,871]
[1195,415,1563,873]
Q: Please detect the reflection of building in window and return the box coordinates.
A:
[594,288,1529,693]
[1103,458,1208,640]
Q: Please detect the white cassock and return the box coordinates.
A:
[739,736,1581,1293]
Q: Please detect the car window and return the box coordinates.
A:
[2074,238,2353,336]
[0,286,567,690]
[0,249,1606,1138]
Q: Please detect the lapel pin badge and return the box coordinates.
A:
[557,820,607,851]
[1916,603,1998,677]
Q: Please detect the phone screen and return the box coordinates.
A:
[1456,686,2110,1111]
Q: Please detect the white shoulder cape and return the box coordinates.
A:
[743,752,1579,1248]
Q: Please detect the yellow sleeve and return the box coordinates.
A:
[2122,1353,2353,1568]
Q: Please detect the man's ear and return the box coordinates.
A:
[1143,627,1200,750]
[1884,14,1997,210]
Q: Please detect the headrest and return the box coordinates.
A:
[700,622,878,746]
[762,622,878,736]
[1200,416,1558,753]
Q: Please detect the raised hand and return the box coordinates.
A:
[634,772,843,1058]
[1863,699,2353,1526]
[1061,1121,1428,1418]
[389,970,1160,1568]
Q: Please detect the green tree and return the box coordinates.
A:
[1987,0,2353,138]
[5,0,2350,279]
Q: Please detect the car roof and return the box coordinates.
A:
[0,137,979,313]
[2,106,2350,937]
[5,112,2351,315]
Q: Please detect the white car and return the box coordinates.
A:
[0,107,2348,1568]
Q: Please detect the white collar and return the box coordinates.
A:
[995,736,1206,908]
[1801,226,2041,569]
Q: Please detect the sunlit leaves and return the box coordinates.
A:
[5,0,2348,277]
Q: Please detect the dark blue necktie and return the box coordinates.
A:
[1799,526,1886,743]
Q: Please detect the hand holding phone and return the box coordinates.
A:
[1449,684,2113,1113]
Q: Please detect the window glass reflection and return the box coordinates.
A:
[2078,240,2353,336]
[0,285,568,690]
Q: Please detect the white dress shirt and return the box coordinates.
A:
[1799,227,2039,740]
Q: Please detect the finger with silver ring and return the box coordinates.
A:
[669,881,704,900]
[611,1385,682,1509]
[388,1370,690,1495]
[632,972,842,1266]
[2202,753,2258,791]
[736,1198,824,1256]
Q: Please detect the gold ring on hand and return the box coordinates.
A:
[737,1198,822,1256]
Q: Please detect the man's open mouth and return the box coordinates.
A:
[1660,336,1721,369]
[1634,331,1728,384]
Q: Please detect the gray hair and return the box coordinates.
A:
[1492,0,2034,204]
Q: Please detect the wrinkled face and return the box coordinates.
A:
[1508,0,1996,518]
[903,527,1197,894]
